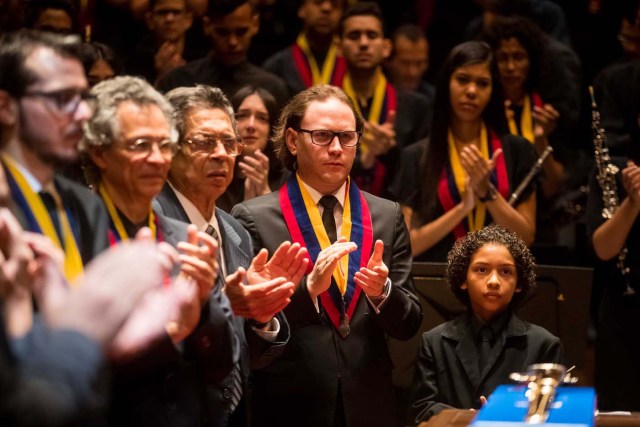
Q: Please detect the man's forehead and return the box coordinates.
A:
[24,46,87,90]
[301,98,356,125]
[343,15,383,33]
[210,3,253,26]
[153,0,187,11]
[186,107,234,130]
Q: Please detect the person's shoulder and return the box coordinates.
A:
[156,55,212,91]
[262,46,293,70]
[396,88,432,108]
[242,62,285,85]
[424,314,467,341]
[232,191,280,213]
[54,175,100,204]
[512,315,560,343]
[362,190,399,211]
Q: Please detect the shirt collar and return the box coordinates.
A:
[298,174,347,209]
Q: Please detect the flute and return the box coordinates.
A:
[508,145,553,206]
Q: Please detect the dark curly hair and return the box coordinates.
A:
[445,224,536,308]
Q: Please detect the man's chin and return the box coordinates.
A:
[39,150,79,170]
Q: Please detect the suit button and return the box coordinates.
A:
[223,387,232,400]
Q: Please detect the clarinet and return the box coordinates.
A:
[589,86,635,296]
[508,146,553,206]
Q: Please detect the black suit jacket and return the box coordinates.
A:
[408,311,565,424]
[154,184,290,427]
[8,173,109,265]
[108,210,239,427]
[231,190,422,427]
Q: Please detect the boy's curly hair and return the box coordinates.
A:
[445,225,536,307]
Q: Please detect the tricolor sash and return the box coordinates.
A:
[292,33,347,88]
[99,185,160,244]
[2,154,83,282]
[506,92,543,143]
[438,125,509,240]
[279,174,373,335]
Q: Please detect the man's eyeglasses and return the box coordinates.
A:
[120,138,179,158]
[23,89,97,116]
[184,135,244,156]
[296,128,361,147]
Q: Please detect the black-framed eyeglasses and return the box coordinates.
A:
[296,128,361,147]
[184,134,244,156]
[22,89,97,116]
[119,138,179,158]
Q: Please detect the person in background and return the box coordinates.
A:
[79,42,124,87]
[24,0,76,35]
[335,2,431,198]
[391,41,537,262]
[263,0,346,97]
[385,23,434,103]
[156,0,289,108]
[409,225,564,423]
[214,85,287,212]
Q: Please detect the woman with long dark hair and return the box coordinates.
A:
[483,16,565,197]
[216,85,287,212]
[392,41,537,261]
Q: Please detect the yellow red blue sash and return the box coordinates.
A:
[279,174,373,333]
[99,185,160,244]
[437,125,509,239]
[292,33,346,87]
[2,155,83,282]
[506,92,543,143]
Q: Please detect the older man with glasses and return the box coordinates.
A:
[154,84,308,427]
[81,76,240,426]
[0,30,108,279]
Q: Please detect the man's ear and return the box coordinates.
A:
[202,16,212,36]
[0,90,18,127]
[250,12,260,36]
[382,38,392,60]
[145,12,156,31]
[285,128,298,156]
[87,146,109,171]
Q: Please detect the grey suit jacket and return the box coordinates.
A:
[154,183,290,427]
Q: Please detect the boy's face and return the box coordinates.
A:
[461,243,520,322]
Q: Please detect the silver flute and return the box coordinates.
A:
[508,146,553,206]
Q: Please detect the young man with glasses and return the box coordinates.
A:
[0,29,109,278]
[232,84,422,427]
[155,84,308,427]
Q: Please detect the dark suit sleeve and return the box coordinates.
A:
[244,312,290,370]
[372,202,422,340]
[408,332,454,425]
[186,278,240,384]
[1,319,106,426]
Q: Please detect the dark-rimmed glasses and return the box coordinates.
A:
[22,89,97,116]
[296,128,361,147]
[184,135,244,156]
[119,138,179,158]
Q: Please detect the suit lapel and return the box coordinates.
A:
[216,209,251,286]
[154,183,191,223]
[445,315,483,390]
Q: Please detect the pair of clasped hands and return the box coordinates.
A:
[305,238,390,302]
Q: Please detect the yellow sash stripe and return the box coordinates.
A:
[296,33,340,85]
[2,154,83,282]
[342,69,387,156]
[447,123,490,232]
[99,185,156,241]
[506,94,534,143]
[296,174,351,295]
